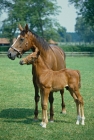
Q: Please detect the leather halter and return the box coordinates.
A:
[10,34,28,56]
[10,46,21,54]
[10,46,22,58]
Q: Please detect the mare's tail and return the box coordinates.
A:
[76,70,81,88]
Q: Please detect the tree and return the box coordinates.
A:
[0,0,61,42]
[75,17,94,42]
[57,26,67,42]
[57,26,72,42]
[68,0,94,27]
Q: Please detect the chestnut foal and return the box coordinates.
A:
[20,51,85,128]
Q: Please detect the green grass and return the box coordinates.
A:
[0,55,94,140]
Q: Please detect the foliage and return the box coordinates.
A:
[0,56,94,140]
[68,32,80,42]
[68,0,94,27]
[59,44,94,52]
[0,46,10,52]
[0,0,62,42]
[68,0,94,43]
[1,43,94,52]
[75,17,94,42]
[57,26,72,42]
[80,0,94,26]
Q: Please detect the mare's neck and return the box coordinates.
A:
[30,34,49,58]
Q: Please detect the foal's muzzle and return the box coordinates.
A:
[19,60,24,65]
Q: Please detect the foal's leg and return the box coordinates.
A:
[60,89,66,114]
[75,100,81,125]
[40,89,49,128]
[49,89,66,121]
[68,88,81,125]
[74,90,85,125]
[33,76,40,120]
[80,104,85,125]
[49,92,54,122]
[40,92,45,126]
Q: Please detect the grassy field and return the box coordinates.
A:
[0,55,94,140]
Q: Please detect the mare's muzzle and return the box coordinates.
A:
[7,46,22,60]
[7,50,18,60]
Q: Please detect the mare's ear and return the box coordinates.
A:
[25,24,29,33]
[18,24,23,31]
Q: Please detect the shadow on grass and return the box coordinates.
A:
[0,108,72,125]
[0,108,34,119]
[3,118,41,125]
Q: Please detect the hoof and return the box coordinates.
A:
[50,120,54,123]
[42,124,46,128]
[33,117,38,122]
[40,122,44,126]
[40,122,46,128]
[81,122,85,125]
[76,121,80,125]
[60,111,66,114]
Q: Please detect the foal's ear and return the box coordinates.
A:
[37,51,40,57]
[18,24,23,31]
[35,48,40,57]
[25,24,29,33]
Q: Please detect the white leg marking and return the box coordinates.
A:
[81,117,85,125]
[40,122,46,128]
[42,122,46,128]
[76,115,81,125]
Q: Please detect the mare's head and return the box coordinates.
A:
[19,51,40,65]
[7,24,36,60]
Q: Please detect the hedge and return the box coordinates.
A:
[0,46,10,52]
[0,44,94,52]
[60,44,94,52]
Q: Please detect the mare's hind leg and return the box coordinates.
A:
[33,76,40,120]
[60,89,66,114]
[49,92,54,122]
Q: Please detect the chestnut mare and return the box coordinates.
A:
[20,51,85,128]
[7,24,66,121]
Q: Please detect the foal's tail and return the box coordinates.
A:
[76,70,81,88]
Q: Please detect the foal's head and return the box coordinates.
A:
[20,51,40,65]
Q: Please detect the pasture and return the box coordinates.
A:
[0,55,94,140]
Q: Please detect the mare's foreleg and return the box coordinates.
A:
[33,77,40,120]
[60,89,66,114]
[49,92,54,122]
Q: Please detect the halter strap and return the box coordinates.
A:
[10,46,21,54]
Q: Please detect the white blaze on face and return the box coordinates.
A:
[12,35,20,47]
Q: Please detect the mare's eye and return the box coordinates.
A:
[20,38,24,42]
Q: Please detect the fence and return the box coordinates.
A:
[65,52,94,57]
[0,51,94,57]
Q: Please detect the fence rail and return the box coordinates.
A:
[65,52,94,57]
[0,52,94,57]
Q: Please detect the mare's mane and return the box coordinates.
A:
[30,30,50,50]
[20,29,50,50]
